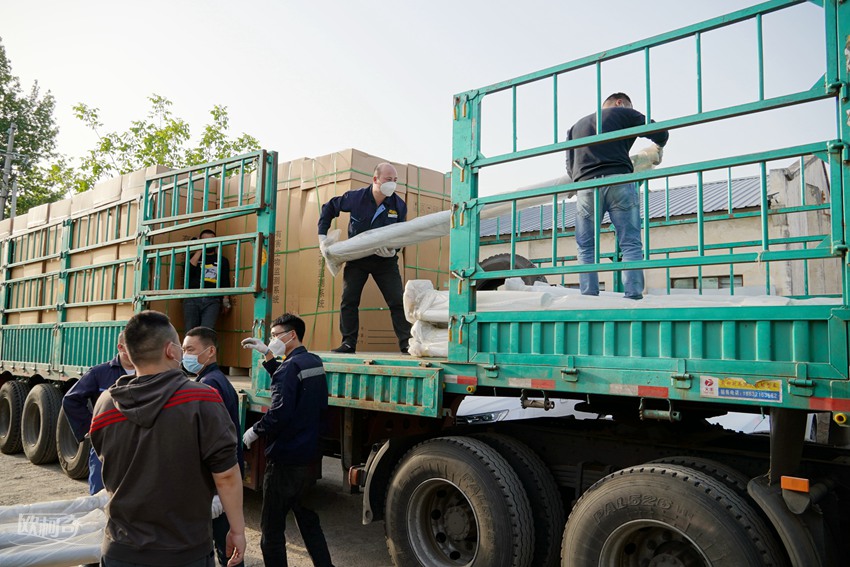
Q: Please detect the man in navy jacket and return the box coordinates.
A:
[241,314,334,567]
[317,163,412,354]
[183,326,244,567]
[61,332,135,494]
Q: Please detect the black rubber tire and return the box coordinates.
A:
[21,383,62,465]
[561,463,788,567]
[651,455,750,499]
[479,253,548,291]
[471,433,565,567]
[0,380,30,454]
[385,435,534,567]
[57,406,90,479]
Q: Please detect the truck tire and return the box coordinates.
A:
[57,406,90,479]
[479,254,547,291]
[471,433,565,567]
[385,435,534,567]
[0,380,30,454]
[651,456,750,498]
[561,463,788,567]
[21,383,62,465]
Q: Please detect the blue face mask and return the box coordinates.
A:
[183,347,211,375]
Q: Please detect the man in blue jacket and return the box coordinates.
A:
[61,332,135,494]
[241,314,334,567]
[182,326,244,567]
[317,163,412,354]
[566,92,669,299]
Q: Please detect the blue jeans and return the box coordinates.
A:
[89,447,104,495]
[575,181,644,299]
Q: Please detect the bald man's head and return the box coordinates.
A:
[373,163,399,198]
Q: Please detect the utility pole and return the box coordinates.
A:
[10,177,18,219]
[1,122,17,222]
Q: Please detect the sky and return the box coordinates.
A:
[2,0,834,195]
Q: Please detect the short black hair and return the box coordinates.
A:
[123,311,178,365]
[604,92,632,105]
[271,313,305,342]
[186,326,218,348]
[199,229,216,238]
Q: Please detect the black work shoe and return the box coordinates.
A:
[332,343,356,354]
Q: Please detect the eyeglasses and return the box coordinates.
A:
[270,330,291,340]
[171,342,184,356]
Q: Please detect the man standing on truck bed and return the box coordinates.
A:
[91,311,245,567]
[241,314,335,567]
[317,163,412,354]
[183,326,244,567]
[566,92,669,300]
[61,332,135,495]
[184,229,233,330]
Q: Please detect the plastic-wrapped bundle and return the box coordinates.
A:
[403,280,555,324]
[0,491,108,567]
[408,320,449,358]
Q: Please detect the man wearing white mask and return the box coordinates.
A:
[183,326,244,567]
[240,314,335,567]
[317,162,412,354]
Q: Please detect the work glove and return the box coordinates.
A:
[243,427,259,449]
[318,234,327,244]
[630,143,664,173]
[211,495,223,518]
[375,247,396,258]
[241,337,270,355]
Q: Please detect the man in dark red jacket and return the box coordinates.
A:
[91,311,245,567]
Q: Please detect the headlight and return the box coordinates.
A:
[456,409,509,424]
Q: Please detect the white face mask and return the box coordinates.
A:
[124,369,136,376]
[269,332,294,358]
[379,181,397,197]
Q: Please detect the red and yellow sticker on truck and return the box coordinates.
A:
[700,376,782,403]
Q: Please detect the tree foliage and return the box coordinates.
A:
[0,38,65,216]
[73,95,261,192]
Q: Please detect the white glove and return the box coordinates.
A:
[375,247,396,258]
[318,234,327,243]
[243,427,259,449]
[630,143,664,173]
[211,495,223,518]
[241,337,269,355]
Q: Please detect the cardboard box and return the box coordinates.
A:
[71,190,94,215]
[91,175,123,209]
[50,198,73,221]
[0,217,12,237]
[122,165,172,194]
[5,311,41,325]
[64,307,89,323]
[27,203,50,228]
[300,149,407,191]
[10,214,28,234]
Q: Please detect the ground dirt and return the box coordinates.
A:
[0,452,392,566]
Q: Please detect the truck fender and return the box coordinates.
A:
[748,475,830,566]
[360,435,422,525]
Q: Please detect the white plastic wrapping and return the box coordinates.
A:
[408,320,449,358]
[403,280,555,324]
[0,491,108,567]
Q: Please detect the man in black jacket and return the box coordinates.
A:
[241,314,334,567]
[317,163,411,354]
[183,326,244,567]
[566,92,669,299]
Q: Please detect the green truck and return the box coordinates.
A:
[2,1,850,565]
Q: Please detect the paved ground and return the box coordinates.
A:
[0,452,393,566]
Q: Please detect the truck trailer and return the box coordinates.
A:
[2,1,850,565]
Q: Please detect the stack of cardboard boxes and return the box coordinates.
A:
[0,149,450,369]
[215,148,451,368]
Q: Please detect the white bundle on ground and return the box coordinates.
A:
[403,280,555,324]
[408,320,449,358]
[0,491,107,567]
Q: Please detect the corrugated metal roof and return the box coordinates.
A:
[480,176,764,237]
